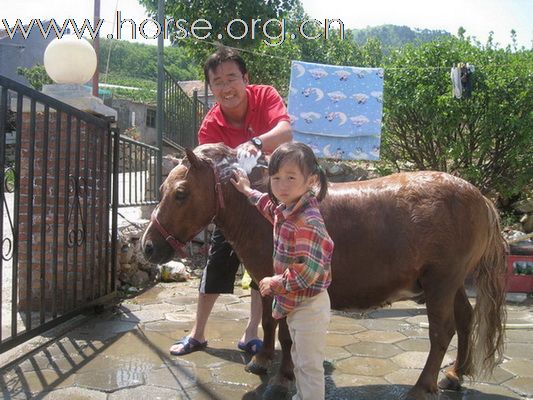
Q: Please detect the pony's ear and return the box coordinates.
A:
[185,148,201,168]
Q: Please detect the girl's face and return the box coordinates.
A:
[270,160,315,207]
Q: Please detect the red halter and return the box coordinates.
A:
[150,161,225,258]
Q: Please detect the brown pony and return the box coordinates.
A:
[141,143,507,400]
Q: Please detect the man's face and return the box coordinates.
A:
[208,61,249,112]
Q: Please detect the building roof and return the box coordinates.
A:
[0,19,50,41]
[178,80,212,97]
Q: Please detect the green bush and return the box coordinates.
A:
[382,37,533,202]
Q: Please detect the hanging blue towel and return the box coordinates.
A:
[287,61,384,160]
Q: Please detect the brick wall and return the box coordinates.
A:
[17,111,112,314]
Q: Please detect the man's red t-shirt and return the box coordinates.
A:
[198,85,290,149]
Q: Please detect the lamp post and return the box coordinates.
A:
[42,35,116,119]
[44,35,97,84]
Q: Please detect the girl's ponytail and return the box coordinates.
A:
[314,163,328,201]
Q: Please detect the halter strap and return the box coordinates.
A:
[212,161,225,214]
[150,210,190,258]
[150,162,225,258]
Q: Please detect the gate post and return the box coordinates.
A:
[16,95,116,317]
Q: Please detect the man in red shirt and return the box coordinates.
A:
[170,46,292,356]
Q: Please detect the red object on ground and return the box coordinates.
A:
[506,254,533,293]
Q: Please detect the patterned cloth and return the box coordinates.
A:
[287,60,384,160]
[247,190,334,319]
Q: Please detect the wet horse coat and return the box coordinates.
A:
[141,143,507,400]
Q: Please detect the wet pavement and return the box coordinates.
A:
[0,278,532,400]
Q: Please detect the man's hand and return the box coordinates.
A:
[237,141,260,158]
[236,142,262,175]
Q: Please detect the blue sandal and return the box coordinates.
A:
[237,339,263,355]
[170,336,208,356]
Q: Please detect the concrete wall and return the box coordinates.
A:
[0,21,54,86]
[110,98,156,145]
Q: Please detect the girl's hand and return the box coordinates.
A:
[230,170,252,195]
[259,277,273,297]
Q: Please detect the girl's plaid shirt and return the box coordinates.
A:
[247,190,334,319]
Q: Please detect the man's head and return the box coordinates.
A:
[203,46,248,85]
[204,47,249,113]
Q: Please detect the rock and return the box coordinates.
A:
[130,270,150,287]
[119,245,134,264]
[325,163,343,176]
[512,199,533,213]
[503,229,526,242]
[521,214,533,233]
[118,271,133,284]
[352,167,369,181]
[121,263,133,272]
[159,261,190,282]
[320,161,371,182]
[505,292,528,302]
[192,269,204,278]
[151,267,162,282]
[162,155,181,175]
[137,259,155,272]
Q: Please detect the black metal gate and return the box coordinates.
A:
[163,67,206,150]
[0,75,123,354]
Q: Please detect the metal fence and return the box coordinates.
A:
[0,75,118,354]
[163,67,206,150]
[116,135,159,207]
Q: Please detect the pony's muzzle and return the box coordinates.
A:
[143,239,155,260]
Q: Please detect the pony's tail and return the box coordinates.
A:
[470,197,508,378]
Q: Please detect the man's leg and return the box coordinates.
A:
[169,227,241,355]
[169,292,218,354]
[240,287,262,344]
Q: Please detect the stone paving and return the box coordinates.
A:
[0,278,532,399]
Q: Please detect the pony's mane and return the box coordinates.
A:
[190,143,267,183]
[192,143,242,182]
[194,143,235,161]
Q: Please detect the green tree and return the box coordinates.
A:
[382,36,533,201]
[98,39,197,81]
[139,0,299,65]
[17,64,52,90]
[245,5,384,97]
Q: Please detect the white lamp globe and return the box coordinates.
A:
[44,35,97,84]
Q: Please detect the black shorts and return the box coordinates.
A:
[199,227,258,293]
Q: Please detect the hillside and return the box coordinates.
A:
[350,24,452,48]
[97,38,199,102]
[98,39,198,82]
[100,24,452,82]
[97,24,453,101]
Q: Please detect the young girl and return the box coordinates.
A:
[231,142,333,400]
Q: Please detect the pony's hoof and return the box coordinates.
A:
[438,374,462,391]
[262,384,290,400]
[245,358,269,375]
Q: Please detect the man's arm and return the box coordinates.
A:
[241,120,292,156]
[256,120,292,154]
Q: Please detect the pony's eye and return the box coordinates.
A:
[175,191,188,201]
